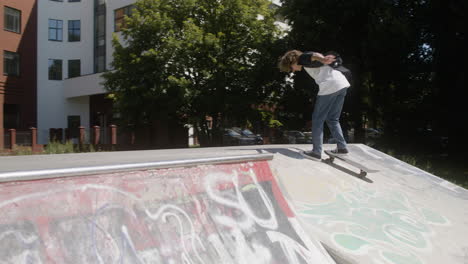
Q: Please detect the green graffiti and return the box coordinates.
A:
[382,251,423,264]
[299,186,447,263]
[241,183,258,192]
[421,208,447,224]
[334,234,369,251]
[383,225,427,248]
[300,192,430,248]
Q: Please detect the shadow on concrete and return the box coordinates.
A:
[253,147,306,159]
[229,147,375,183]
[322,159,374,183]
[321,242,358,264]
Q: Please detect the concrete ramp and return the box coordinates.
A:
[268,144,468,264]
[0,154,334,263]
[2,144,467,264]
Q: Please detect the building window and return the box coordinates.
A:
[67,115,80,138]
[3,51,20,76]
[68,60,80,78]
[68,20,80,42]
[114,5,134,32]
[4,104,20,129]
[69,0,80,2]
[48,19,63,41]
[48,59,62,80]
[4,7,21,33]
[50,0,63,2]
[95,0,106,73]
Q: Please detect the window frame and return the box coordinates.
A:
[68,20,81,42]
[3,50,20,76]
[48,19,63,42]
[4,6,21,34]
[48,59,63,80]
[114,5,134,32]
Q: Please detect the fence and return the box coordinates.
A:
[3,125,120,152]
[2,128,38,152]
[3,123,189,152]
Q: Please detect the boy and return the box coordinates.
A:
[278,50,350,160]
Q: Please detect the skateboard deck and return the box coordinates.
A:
[323,150,379,178]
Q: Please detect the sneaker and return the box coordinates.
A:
[302,151,322,161]
[331,148,349,154]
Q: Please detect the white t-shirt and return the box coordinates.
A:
[304,66,350,96]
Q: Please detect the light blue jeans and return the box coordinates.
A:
[312,88,348,155]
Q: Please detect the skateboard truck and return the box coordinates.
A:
[323,156,367,177]
[323,150,378,178]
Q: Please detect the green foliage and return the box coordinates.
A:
[2,143,101,156]
[10,146,34,156]
[44,141,75,154]
[279,0,436,140]
[103,0,283,146]
[260,110,283,128]
[384,149,468,189]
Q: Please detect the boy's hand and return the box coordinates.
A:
[312,52,336,65]
[321,55,336,65]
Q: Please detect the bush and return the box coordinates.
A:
[11,146,34,156]
[44,141,75,154]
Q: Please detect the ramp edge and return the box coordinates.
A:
[0,153,274,183]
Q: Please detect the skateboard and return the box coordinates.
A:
[323,150,379,178]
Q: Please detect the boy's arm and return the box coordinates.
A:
[312,52,335,64]
[299,52,335,68]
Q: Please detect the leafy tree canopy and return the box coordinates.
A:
[103,0,282,145]
[279,0,436,141]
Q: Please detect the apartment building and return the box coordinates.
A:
[0,0,37,149]
[37,0,137,144]
[2,0,283,147]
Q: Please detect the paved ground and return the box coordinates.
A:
[1,144,467,264]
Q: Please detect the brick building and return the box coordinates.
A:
[0,0,37,149]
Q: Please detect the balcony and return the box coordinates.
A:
[64,72,107,98]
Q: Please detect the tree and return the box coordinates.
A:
[279,0,436,146]
[103,0,281,146]
[428,0,466,155]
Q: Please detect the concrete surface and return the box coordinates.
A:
[267,144,468,264]
[0,149,335,263]
[1,144,467,264]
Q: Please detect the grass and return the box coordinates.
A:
[6,146,35,156]
[1,141,98,156]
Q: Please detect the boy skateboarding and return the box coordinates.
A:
[278,50,350,160]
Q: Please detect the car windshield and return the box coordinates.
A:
[242,129,254,135]
[227,130,241,136]
[288,131,304,137]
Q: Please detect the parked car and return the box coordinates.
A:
[303,131,312,142]
[231,127,263,145]
[223,129,256,146]
[280,130,312,144]
[365,128,383,139]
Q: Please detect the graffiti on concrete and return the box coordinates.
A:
[298,183,449,264]
[0,161,330,263]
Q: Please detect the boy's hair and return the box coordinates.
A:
[278,50,303,72]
